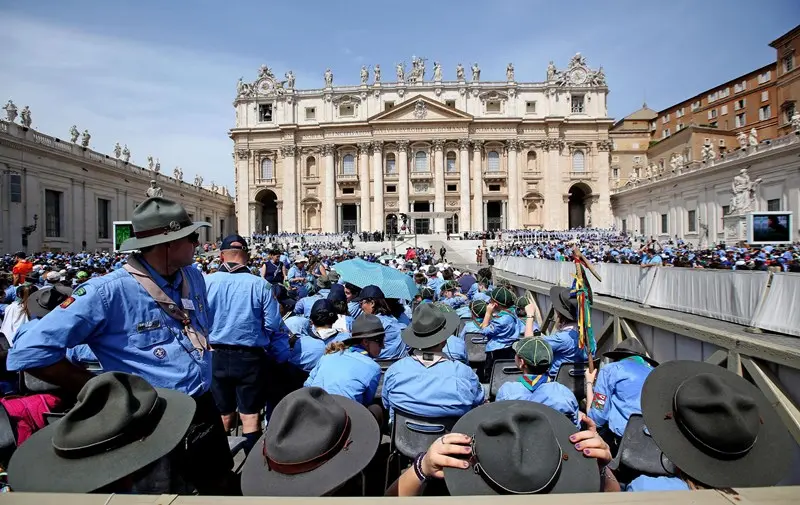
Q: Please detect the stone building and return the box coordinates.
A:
[771,25,800,136]
[608,104,657,188]
[0,116,235,253]
[231,55,613,234]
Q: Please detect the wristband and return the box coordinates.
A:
[413,452,430,482]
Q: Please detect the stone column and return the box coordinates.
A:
[322,144,336,233]
[433,139,445,234]
[249,203,257,234]
[502,200,508,229]
[593,141,613,228]
[397,141,410,215]
[337,203,343,233]
[372,141,384,231]
[356,202,361,232]
[483,200,488,230]
[281,145,297,232]
[458,139,471,232]
[358,143,371,231]
[472,141,484,230]
[506,140,519,229]
[235,149,251,235]
[544,140,562,229]
[277,202,283,232]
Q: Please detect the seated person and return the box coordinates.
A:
[382,304,484,421]
[495,337,579,427]
[344,282,363,318]
[479,287,520,380]
[543,286,587,377]
[439,281,467,310]
[328,284,353,333]
[467,268,492,301]
[350,285,407,360]
[431,303,467,364]
[288,300,349,374]
[294,277,327,317]
[459,299,487,338]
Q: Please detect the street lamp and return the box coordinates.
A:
[22,214,38,248]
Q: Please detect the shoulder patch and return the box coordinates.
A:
[591,392,607,411]
[74,287,87,297]
[59,296,76,309]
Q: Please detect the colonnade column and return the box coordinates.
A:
[356,202,361,232]
[397,141,410,215]
[280,145,297,232]
[358,143,371,232]
[458,139,471,232]
[322,144,336,233]
[472,140,484,230]
[236,150,251,235]
[337,203,343,233]
[506,140,519,229]
[372,141,384,231]
[594,141,613,228]
[433,139,445,234]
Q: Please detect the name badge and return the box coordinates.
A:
[181,298,196,311]
[137,320,162,332]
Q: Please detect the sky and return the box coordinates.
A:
[1,1,797,194]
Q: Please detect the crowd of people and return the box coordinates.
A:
[0,197,793,497]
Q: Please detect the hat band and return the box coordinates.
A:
[263,414,351,475]
[412,318,447,338]
[471,435,562,494]
[134,219,193,239]
[52,397,166,459]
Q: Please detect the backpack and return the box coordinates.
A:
[0,393,63,461]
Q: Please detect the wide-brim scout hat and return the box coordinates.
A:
[27,285,73,319]
[444,401,599,495]
[641,360,791,488]
[241,387,380,496]
[402,303,460,350]
[120,197,210,251]
[8,372,195,493]
[549,286,578,322]
[604,338,659,367]
[342,313,386,345]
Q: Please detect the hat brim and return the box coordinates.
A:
[119,221,210,251]
[8,387,196,493]
[444,401,599,495]
[549,287,576,321]
[27,285,74,319]
[603,350,659,368]
[401,311,461,350]
[240,395,380,496]
[641,360,791,488]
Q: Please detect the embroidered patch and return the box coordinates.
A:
[59,297,76,309]
[591,392,607,411]
[74,287,87,297]
[153,347,167,359]
[136,320,162,333]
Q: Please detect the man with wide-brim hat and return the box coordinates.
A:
[241,387,380,496]
[631,360,792,491]
[8,372,196,493]
[586,338,659,452]
[6,197,234,494]
[541,286,588,378]
[382,304,484,421]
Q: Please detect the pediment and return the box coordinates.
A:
[369,95,473,123]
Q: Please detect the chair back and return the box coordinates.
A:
[391,409,460,459]
[608,414,676,484]
[554,360,599,403]
[488,359,522,401]
[464,332,487,365]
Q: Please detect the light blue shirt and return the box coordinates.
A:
[283,315,310,336]
[441,296,466,310]
[286,266,307,287]
[588,358,654,437]
[347,301,363,318]
[287,332,342,372]
[382,356,484,419]
[544,325,588,377]
[442,336,467,364]
[626,476,689,492]
[8,257,213,396]
[496,379,580,427]
[472,291,491,303]
[375,314,409,360]
[304,347,381,405]
[295,293,323,317]
[426,277,443,300]
[480,311,519,352]
[455,305,471,319]
[205,270,280,348]
[459,320,482,339]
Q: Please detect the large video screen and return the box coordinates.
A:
[748,212,793,245]
[113,221,134,251]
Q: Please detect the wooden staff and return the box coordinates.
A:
[572,245,602,282]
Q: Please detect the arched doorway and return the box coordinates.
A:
[256,189,278,234]
[567,183,591,229]
[385,214,398,235]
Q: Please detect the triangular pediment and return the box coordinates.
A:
[369,95,473,123]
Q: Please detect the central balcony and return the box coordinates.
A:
[337,172,359,186]
[483,170,507,182]
[409,170,433,181]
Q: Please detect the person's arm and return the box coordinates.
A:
[26,359,94,395]
[479,301,495,329]
[385,434,472,496]
[571,413,620,492]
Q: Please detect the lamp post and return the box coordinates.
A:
[21,214,38,249]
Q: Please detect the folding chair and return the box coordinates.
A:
[19,372,61,395]
[554,360,600,404]
[464,332,487,366]
[488,359,522,401]
[375,358,399,372]
[608,414,676,485]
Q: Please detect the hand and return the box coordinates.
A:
[486,302,496,314]
[585,368,597,386]
[420,434,472,479]
[570,413,611,467]
[524,302,540,318]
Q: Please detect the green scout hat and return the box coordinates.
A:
[490,286,515,307]
[470,299,487,319]
[120,197,210,251]
[512,338,553,369]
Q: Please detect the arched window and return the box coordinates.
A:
[306,156,316,178]
[414,151,428,172]
[446,151,457,173]
[572,150,585,172]
[487,151,500,172]
[526,151,537,171]
[261,158,274,179]
[385,153,396,174]
[343,154,355,174]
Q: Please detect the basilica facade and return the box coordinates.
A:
[231,55,613,235]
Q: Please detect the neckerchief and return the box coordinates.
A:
[349,345,369,355]
[313,327,339,341]
[219,262,251,274]
[622,355,651,368]
[410,350,448,368]
[495,309,516,319]
[519,373,550,393]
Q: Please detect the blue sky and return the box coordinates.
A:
[1,1,797,192]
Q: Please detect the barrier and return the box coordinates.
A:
[751,272,800,336]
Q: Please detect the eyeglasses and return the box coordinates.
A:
[187,232,200,244]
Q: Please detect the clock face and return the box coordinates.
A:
[259,79,275,93]
[569,68,587,85]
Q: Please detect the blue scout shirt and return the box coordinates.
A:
[442,336,467,363]
[382,357,484,419]
[459,320,482,339]
[472,291,491,303]
[455,305,471,319]
[283,314,310,336]
[441,296,466,310]
[480,310,519,352]
[348,301,363,318]
[304,346,381,405]
[295,293,323,317]
[375,314,408,360]
[544,324,587,377]
[496,376,580,427]
[286,265,307,287]
[205,270,280,348]
[588,357,654,437]
[425,277,443,300]
[8,257,213,396]
[626,476,689,492]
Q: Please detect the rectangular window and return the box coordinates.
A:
[649,121,656,131]
[734,81,746,93]
[735,113,746,128]
[722,205,730,225]
[9,174,22,203]
[676,108,684,118]
[611,155,620,162]
[761,90,769,102]
[783,54,794,73]
[708,109,717,119]
[446,184,457,192]
[676,123,683,131]
[722,87,730,98]
[661,214,668,234]
[639,217,645,233]
[486,101,501,113]
[97,198,110,239]
[386,185,396,193]
[305,107,316,120]
[386,157,396,174]
[734,99,745,111]
[258,104,273,122]
[342,187,355,195]
[571,95,585,114]
[767,198,781,211]
[621,219,627,233]
[785,104,796,125]
[384,101,395,110]
[488,184,501,192]
[687,210,697,233]
[45,189,62,237]
[526,101,536,113]
[339,104,354,117]
[612,167,619,178]
[759,105,771,121]
[445,100,456,108]
[662,114,670,123]
[721,105,728,115]
[691,101,701,111]
[662,128,670,138]
[758,70,771,83]
[220,218,225,237]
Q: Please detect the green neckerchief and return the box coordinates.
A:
[623,355,650,367]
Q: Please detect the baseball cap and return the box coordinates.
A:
[310,299,336,321]
[327,284,347,303]
[221,234,248,251]
[76,271,89,280]
[512,337,553,369]
[351,285,385,302]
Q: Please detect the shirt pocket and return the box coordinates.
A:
[128,325,173,350]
